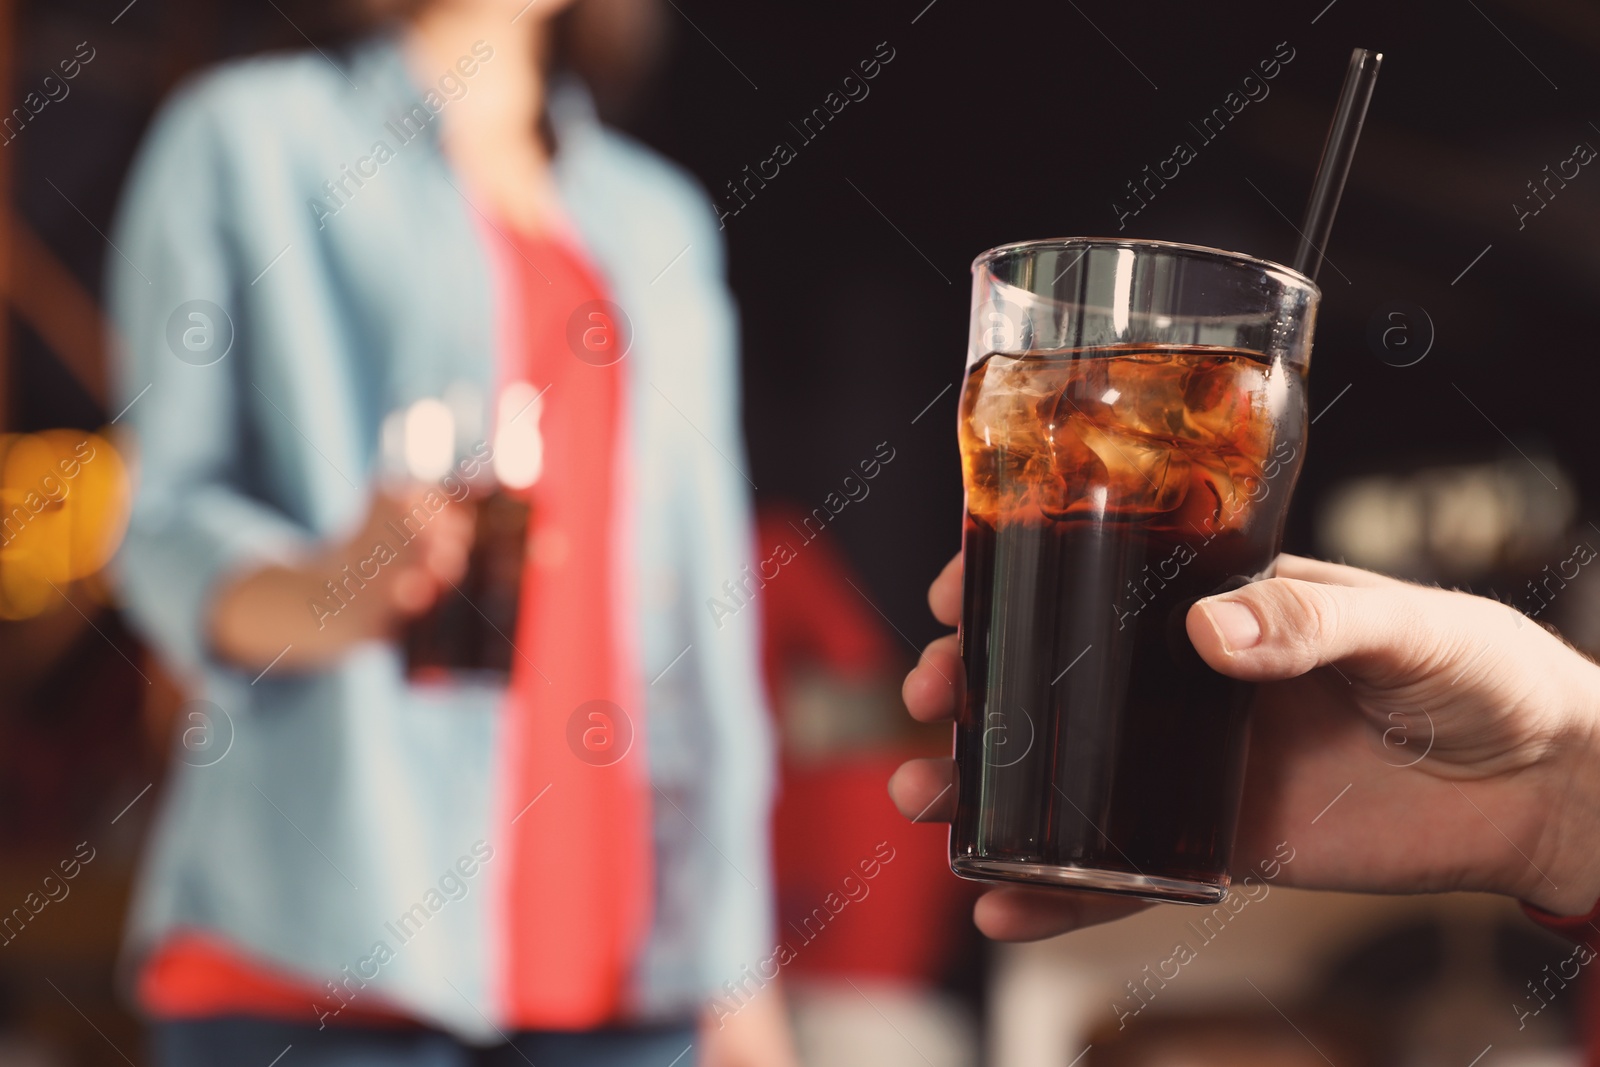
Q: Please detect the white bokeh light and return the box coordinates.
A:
[494,381,544,490]
[404,398,455,482]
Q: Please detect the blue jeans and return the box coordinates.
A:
[152,1016,697,1067]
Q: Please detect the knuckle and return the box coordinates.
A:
[1266,578,1341,665]
[1381,596,1451,681]
[1388,594,1436,647]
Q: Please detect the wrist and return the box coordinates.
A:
[210,560,368,672]
[209,564,303,669]
[1517,665,1600,915]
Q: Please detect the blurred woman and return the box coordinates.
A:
[108,1,792,1063]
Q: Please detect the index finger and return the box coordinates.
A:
[1274,553,1402,589]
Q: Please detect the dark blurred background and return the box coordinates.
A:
[5,0,1600,1064]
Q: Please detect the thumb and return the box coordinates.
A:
[1185,575,1480,685]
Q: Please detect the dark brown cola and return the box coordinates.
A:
[404,490,531,683]
[952,345,1306,902]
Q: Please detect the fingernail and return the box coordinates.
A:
[1202,599,1262,653]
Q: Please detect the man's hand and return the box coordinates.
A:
[891,553,1600,941]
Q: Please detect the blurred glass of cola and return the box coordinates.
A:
[382,382,543,683]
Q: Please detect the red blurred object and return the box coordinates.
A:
[774,754,966,981]
[756,504,974,982]
[755,505,893,688]
[1523,899,1600,1065]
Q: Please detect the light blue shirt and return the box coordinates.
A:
[109,33,774,1040]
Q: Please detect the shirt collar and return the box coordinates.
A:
[347,32,602,156]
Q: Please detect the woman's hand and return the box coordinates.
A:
[208,488,475,672]
[890,553,1600,941]
[698,980,800,1067]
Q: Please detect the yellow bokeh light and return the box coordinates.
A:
[0,429,131,620]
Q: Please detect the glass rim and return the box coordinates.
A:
[971,236,1321,298]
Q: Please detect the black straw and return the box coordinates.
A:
[1291,48,1383,281]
